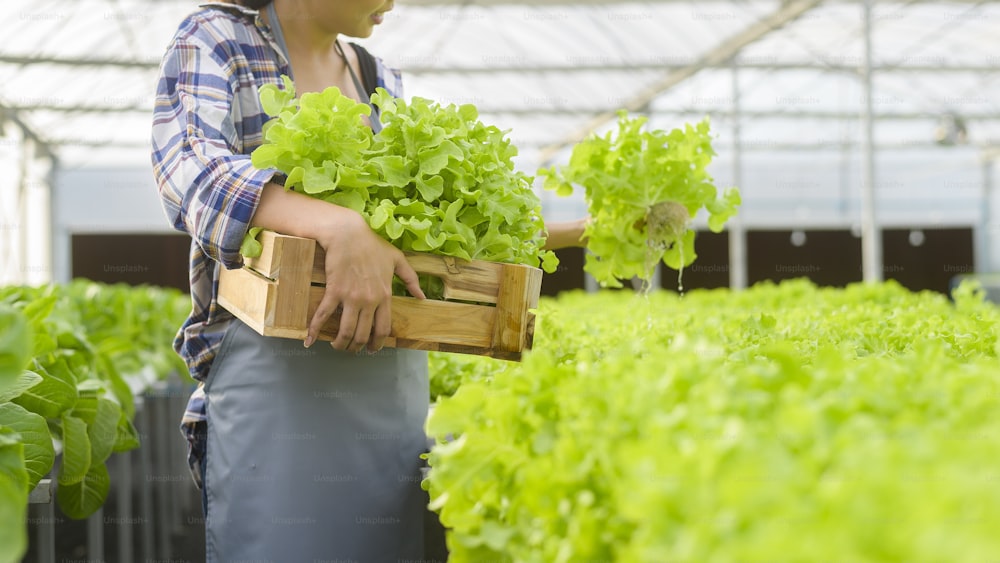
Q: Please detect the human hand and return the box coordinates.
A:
[306,213,425,353]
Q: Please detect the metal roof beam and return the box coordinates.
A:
[49,139,149,149]
[711,140,1000,150]
[33,134,1000,152]
[401,0,992,5]
[43,136,1000,152]
[482,109,1000,119]
[520,140,1000,151]
[5,103,148,114]
[0,55,158,69]
[406,62,1000,74]
[4,54,996,75]
[0,108,58,163]
[537,0,823,163]
[12,103,1000,122]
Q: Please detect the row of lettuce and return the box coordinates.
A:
[424,279,1000,562]
[0,281,189,563]
[4,276,998,560]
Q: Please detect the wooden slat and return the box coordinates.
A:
[268,235,316,330]
[389,338,523,361]
[492,263,543,353]
[313,290,495,348]
[217,266,272,335]
[261,292,496,349]
[243,230,283,279]
[405,253,504,303]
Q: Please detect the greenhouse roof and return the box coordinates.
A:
[1,0,998,170]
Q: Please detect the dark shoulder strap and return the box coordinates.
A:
[349,43,380,97]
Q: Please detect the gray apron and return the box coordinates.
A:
[203,318,429,562]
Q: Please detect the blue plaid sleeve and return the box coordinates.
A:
[151,35,273,270]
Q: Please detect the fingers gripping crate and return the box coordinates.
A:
[217,231,542,360]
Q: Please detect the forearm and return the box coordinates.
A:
[542,218,589,251]
[251,183,366,246]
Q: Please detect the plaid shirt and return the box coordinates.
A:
[151,2,403,484]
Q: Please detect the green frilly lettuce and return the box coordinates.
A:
[540,111,740,288]
[246,76,556,278]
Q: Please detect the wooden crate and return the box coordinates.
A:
[217,231,542,360]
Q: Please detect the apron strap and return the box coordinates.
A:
[335,41,383,133]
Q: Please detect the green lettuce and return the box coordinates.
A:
[0,307,31,562]
[540,111,741,288]
[0,282,189,523]
[425,279,1000,562]
[0,428,27,563]
[248,78,556,281]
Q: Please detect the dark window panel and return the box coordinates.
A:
[71,233,191,293]
[747,230,863,288]
[662,231,731,291]
[882,228,974,295]
[540,246,586,297]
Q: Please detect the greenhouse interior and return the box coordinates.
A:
[1,0,999,561]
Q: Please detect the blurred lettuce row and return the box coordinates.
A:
[425,279,1000,562]
[0,281,189,562]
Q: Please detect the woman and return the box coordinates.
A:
[152,1,586,560]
